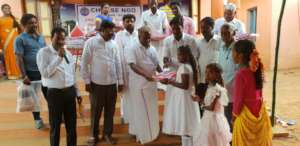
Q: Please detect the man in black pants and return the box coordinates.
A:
[37,27,81,146]
[14,14,47,129]
[81,21,123,145]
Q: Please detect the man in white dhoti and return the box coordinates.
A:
[127,26,162,144]
[141,0,169,66]
[115,14,138,135]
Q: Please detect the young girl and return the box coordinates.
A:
[232,40,272,146]
[161,45,200,146]
[193,63,231,146]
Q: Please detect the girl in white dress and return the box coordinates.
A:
[161,45,201,146]
[193,63,231,146]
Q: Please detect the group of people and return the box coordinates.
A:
[0,0,273,146]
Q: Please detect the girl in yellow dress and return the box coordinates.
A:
[232,39,272,146]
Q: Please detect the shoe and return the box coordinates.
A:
[103,135,117,145]
[87,136,100,145]
[34,119,44,129]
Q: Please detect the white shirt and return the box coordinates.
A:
[127,40,159,78]
[163,33,199,70]
[115,29,138,87]
[141,9,168,35]
[197,35,222,83]
[80,34,123,85]
[213,17,246,35]
[115,30,138,50]
[37,45,76,89]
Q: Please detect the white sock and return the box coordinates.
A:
[181,136,189,146]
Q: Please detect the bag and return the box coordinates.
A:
[16,82,37,112]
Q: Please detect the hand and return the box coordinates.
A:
[23,76,31,85]
[76,96,83,104]
[85,84,91,92]
[191,94,201,102]
[168,78,176,85]
[145,75,154,81]
[118,85,123,92]
[160,78,169,84]
[58,47,65,57]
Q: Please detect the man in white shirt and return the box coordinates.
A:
[114,14,138,135]
[197,17,222,116]
[163,16,199,71]
[141,0,169,66]
[37,27,81,146]
[80,21,123,145]
[127,25,162,144]
[213,3,246,35]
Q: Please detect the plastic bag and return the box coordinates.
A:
[16,81,42,112]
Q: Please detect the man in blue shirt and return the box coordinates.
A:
[218,23,239,130]
[95,3,113,30]
[14,14,47,129]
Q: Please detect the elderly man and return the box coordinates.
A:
[213,3,245,35]
[127,25,162,144]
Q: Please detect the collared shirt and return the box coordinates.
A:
[80,34,123,85]
[127,40,159,77]
[213,17,246,35]
[115,29,138,87]
[218,42,239,101]
[197,35,222,83]
[115,30,138,50]
[141,9,168,35]
[36,45,76,89]
[14,32,46,71]
[163,33,199,70]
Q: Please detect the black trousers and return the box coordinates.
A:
[225,102,233,132]
[90,83,117,138]
[26,70,47,120]
[196,83,208,117]
[46,86,77,146]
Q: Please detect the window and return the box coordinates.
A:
[24,0,52,36]
[248,7,257,34]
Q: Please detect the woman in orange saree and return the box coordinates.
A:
[0,4,21,79]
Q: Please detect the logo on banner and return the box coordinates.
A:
[80,7,89,16]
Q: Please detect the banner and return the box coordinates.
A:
[76,5,142,33]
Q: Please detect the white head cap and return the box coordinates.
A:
[224,3,237,11]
